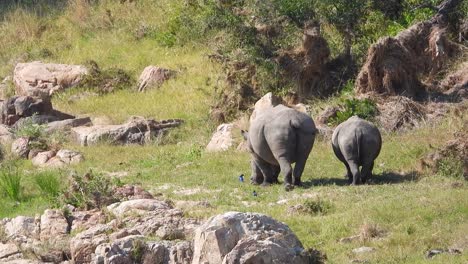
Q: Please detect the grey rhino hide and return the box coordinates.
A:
[243,104,316,186]
[331,116,382,185]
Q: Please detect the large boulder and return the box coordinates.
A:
[30,149,83,167]
[13,61,88,100]
[0,243,20,260]
[192,211,316,264]
[137,66,174,92]
[206,123,234,152]
[72,116,183,146]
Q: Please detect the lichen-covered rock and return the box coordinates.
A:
[142,241,193,264]
[70,224,112,263]
[192,211,316,264]
[14,61,88,100]
[39,209,69,241]
[206,123,234,152]
[4,216,39,241]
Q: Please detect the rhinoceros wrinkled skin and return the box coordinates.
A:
[331,116,382,185]
[242,104,316,187]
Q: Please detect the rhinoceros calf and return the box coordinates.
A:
[331,116,382,185]
[242,104,316,187]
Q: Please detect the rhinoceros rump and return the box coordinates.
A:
[331,116,382,185]
[242,105,316,187]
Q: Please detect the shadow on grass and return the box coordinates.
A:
[300,171,420,188]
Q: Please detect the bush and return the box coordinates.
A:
[35,172,62,198]
[78,61,134,94]
[302,197,333,215]
[59,171,117,210]
[0,166,22,202]
[330,98,377,125]
[14,117,46,139]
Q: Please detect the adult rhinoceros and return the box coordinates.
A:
[242,104,316,188]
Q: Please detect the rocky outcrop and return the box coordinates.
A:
[1,198,320,264]
[13,61,88,100]
[137,66,174,92]
[192,211,316,264]
[206,123,234,152]
[72,116,183,146]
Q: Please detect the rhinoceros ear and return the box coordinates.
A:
[241,130,249,140]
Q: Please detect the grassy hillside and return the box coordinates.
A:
[0,1,467,263]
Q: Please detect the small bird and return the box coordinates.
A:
[253,190,258,197]
[239,174,244,183]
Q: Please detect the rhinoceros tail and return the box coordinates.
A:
[290,114,316,135]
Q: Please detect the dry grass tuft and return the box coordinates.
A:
[359,222,386,241]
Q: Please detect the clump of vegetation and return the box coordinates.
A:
[330,98,377,125]
[437,154,464,179]
[0,166,22,202]
[78,61,134,94]
[302,197,334,215]
[35,171,62,198]
[59,171,118,210]
[359,222,386,241]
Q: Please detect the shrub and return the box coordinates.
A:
[59,171,117,210]
[0,166,22,202]
[78,61,134,94]
[14,117,46,139]
[330,98,377,125]
[35,172,62,198]
[302,197,333,215]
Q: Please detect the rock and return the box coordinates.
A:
[113,185,154,201]
[143,241,193,264]
[249,92,283,123]
[70,224,112,263]
[316,106,340,125]
[11,137,30,158]
[13,61,88,100]
[352,247,375,254]
[107,199,173,218]
[206,123,234,152]
[95,235,145,264]
[192,211,316,264]
[109,229,141,241]
[4,216,39,241]
[31,149,83,167]
[137,66,174,92]
[1,96,52,126]
[72,116,183,146]
[236,141,249,152]
[0,243,20,260]
[71,209,106,233]
[55,149,84,165]
[39,209,69,241]
[1,260,42,264]
[0,124,14,144]
[31,150,55,166]
[45,117,92,133]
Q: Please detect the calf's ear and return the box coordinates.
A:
[241,130,249,140]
